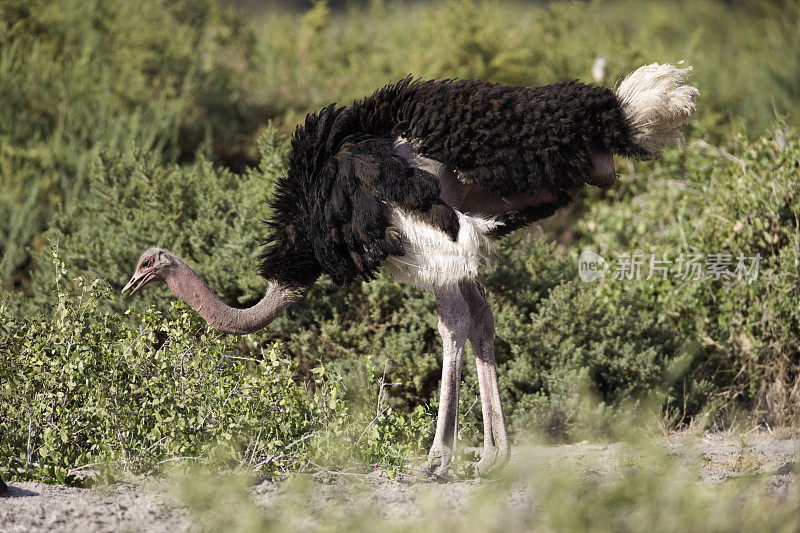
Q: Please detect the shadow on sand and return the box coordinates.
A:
[0,479,39,498]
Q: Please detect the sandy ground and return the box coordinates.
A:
[1,431,797,532]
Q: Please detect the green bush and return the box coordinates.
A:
[497,281,684,438]
[0,0,266,287]
[580,133,800,426]
[13,125,291,322]
[252,0,800,137]
[0,251,428,485]
[1,253,321,484]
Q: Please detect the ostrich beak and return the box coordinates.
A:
[122,269,156,296]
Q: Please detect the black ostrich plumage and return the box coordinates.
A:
[260,77,649,288]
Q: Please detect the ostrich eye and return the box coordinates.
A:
[141,258,153,268]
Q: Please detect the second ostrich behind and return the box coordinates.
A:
[124,63,698,477]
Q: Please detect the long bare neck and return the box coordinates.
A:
[164,257,299,335]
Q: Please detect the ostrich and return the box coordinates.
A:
[123,63,698,476]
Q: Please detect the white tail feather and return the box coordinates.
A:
[616,62,700,157]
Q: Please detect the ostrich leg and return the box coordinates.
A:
[459,281,510,474]
[428,284,470,478]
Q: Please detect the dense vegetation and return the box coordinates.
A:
[2,0,798,488]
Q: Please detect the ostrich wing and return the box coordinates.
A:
[309,135,459,283]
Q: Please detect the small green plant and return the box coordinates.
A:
[308,356,432,474]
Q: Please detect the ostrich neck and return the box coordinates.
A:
[165,258,298,335]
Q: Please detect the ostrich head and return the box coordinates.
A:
[122,247,174,296]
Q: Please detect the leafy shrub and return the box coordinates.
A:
[497,281,685,438]
[580,133,800,426]
[0,251,428,485]
[1,255,318,484]
[0,0,266,287]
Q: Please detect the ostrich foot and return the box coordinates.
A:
[474,445,510,476]
[427,443,453,479]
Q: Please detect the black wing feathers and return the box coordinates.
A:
[309,135,460,283]
[400,79,643,196]
[261,105,457,286]
[340,138,460,238]
[316,153,402,280]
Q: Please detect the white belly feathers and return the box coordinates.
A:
[382,207,501,290]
